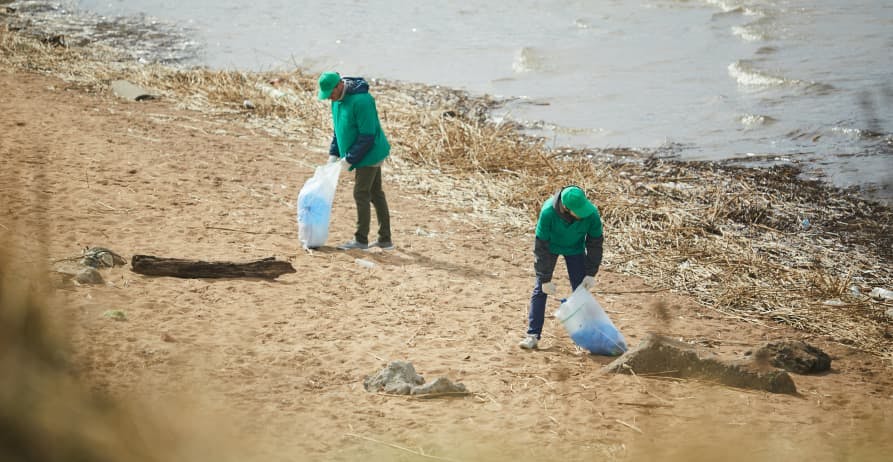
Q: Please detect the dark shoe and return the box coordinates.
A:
[337,240,368,250]
[371,241,395,250]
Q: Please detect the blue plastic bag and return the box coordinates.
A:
[296,161,341,248]
[554,286,627,356]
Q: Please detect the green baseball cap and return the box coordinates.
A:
[317,71,341,100]
[561,186,597,218]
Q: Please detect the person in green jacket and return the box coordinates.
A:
[318,71,393,250]
[519,186,604,350]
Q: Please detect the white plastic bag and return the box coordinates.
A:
[296,161,341,248]
[554,285,627,356]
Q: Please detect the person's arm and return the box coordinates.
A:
[533,211,558,282]
[345,97,379,165]
[583,213,604,276]
[344,134,374,165]
[534,237,558,282]
[583,235,603,277]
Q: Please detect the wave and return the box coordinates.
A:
[731,24,766,42]
[831,126,893,142]
[701,0,767,18]
[727,60,835,95]
[739,114,777,129]
[728,60,786,87]
[512,46,544,73]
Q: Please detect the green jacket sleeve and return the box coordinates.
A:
[533,209,557,282]
[584,212,604,276]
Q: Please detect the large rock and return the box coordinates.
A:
[604,334,797,395]
[363,361,424,395]
[364,361,467,396]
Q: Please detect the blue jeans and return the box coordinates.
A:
[527,253,586,338]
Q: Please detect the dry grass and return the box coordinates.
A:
[1,26,891,361]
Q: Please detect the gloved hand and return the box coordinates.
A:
[541,282,557,295]
[327,155,340,164]
[581,275,596,290]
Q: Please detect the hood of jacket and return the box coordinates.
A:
[342,77,369,96]
[550,188,577,223]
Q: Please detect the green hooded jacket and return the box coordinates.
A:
[533,187,605,282]
[331,90,390,171]
[535,189,603,255]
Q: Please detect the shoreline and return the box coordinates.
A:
[4,1,892,205]
[1,22,891,357]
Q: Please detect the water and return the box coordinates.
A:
[11,0,893,202]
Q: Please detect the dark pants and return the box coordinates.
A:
[353,165,391,244]
[527,253,586,338]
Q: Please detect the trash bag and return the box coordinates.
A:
[554,285,627,356]
[296,161,341,249]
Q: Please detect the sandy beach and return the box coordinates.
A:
[2,23,892,461]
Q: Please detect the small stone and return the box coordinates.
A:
[102,310,127,321]
[75,267,103,284]
[869,287,893,301]
[410,377,467,395]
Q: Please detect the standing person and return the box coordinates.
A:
[317,71,394,250]
[519,186,604,350]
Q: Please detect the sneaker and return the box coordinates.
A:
[518,335,539,350]
[336,240,368,250]
[371,241,395,250]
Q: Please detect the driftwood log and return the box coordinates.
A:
[131,255,296,279]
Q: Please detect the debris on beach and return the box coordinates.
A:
[81,247,126,268]
[604,334,797,394]
[364,361,468,396]
[110,80,156,101]
[130,254,296,279]
[870,287,893,301]
[749,340,831,374]
[51,246,126,286]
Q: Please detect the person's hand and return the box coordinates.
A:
[581,275,596,290]
[542,282,557,295]
[328,155,340,164]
